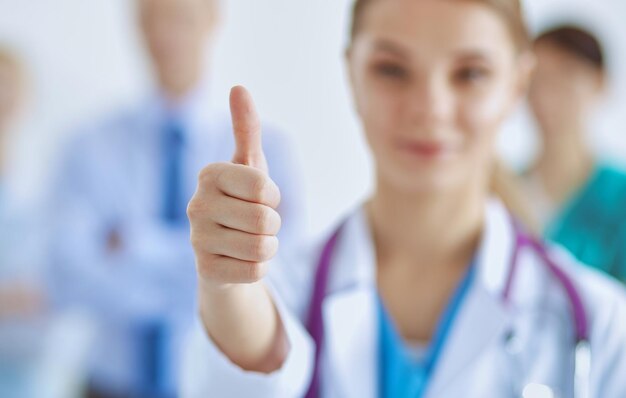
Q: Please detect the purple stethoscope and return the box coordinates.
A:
[304,216,591,398]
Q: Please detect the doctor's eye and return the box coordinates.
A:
[454,65,491,85]
[372,62,409,81]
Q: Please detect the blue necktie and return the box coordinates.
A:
[139,321,170,398]
[136,118,185,397]
[161,118,185,225]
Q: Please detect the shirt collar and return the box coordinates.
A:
[144,80,214,140]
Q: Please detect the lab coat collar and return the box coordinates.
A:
[324,198,515,298]
[320,198,516,397]
[477,198,517,298]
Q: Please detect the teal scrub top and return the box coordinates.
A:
[546,164,626,283]
[377,262,476,398]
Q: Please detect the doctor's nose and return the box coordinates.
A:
[406,77,455,131]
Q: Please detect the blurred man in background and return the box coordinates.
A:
[524,23,626,283]
[47,0,304,397]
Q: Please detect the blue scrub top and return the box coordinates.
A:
[546,164,626,283]
[377,262,476,398]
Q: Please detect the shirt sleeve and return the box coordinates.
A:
[179,232,322,397]
[179,281,315,398]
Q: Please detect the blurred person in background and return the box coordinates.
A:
[524,24,626,283]
[0,44,95,398]
[47,0,304,397]
[0,44,46,398]
[0,48,40,308]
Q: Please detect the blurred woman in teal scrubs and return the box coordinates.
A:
[525,24,626,282]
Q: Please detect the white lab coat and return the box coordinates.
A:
[181,200,626,398]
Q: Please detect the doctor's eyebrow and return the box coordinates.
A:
[370,40,497,66]
[451,50,497,64]
[371,39,411,60]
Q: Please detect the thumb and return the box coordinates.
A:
[230,85,268,172]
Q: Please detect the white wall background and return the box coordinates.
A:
[1,0,625,238]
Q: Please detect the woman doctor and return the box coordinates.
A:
[182,0,626,397]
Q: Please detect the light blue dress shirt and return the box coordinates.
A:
[0,182,43,283]
[46,87,306,395]
[0,181,47,398]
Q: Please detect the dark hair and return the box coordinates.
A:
[535,25,604,70]
[350,0,531,52]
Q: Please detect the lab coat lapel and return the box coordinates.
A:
[324,289,378,398]
[426,286,513,396]
[427,200,518,396]
[321,209,379,398]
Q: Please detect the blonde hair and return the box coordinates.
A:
[350,0,530,51]
[491,159,538,233]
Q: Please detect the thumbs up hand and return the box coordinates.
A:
[188,86,282,287]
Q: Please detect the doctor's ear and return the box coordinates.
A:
[591,68,608,100]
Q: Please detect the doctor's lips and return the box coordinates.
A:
[396,139,455,159]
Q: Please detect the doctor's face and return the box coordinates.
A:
[138,0,218,94]
[347,0,530,194]
[529,41,605,136]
